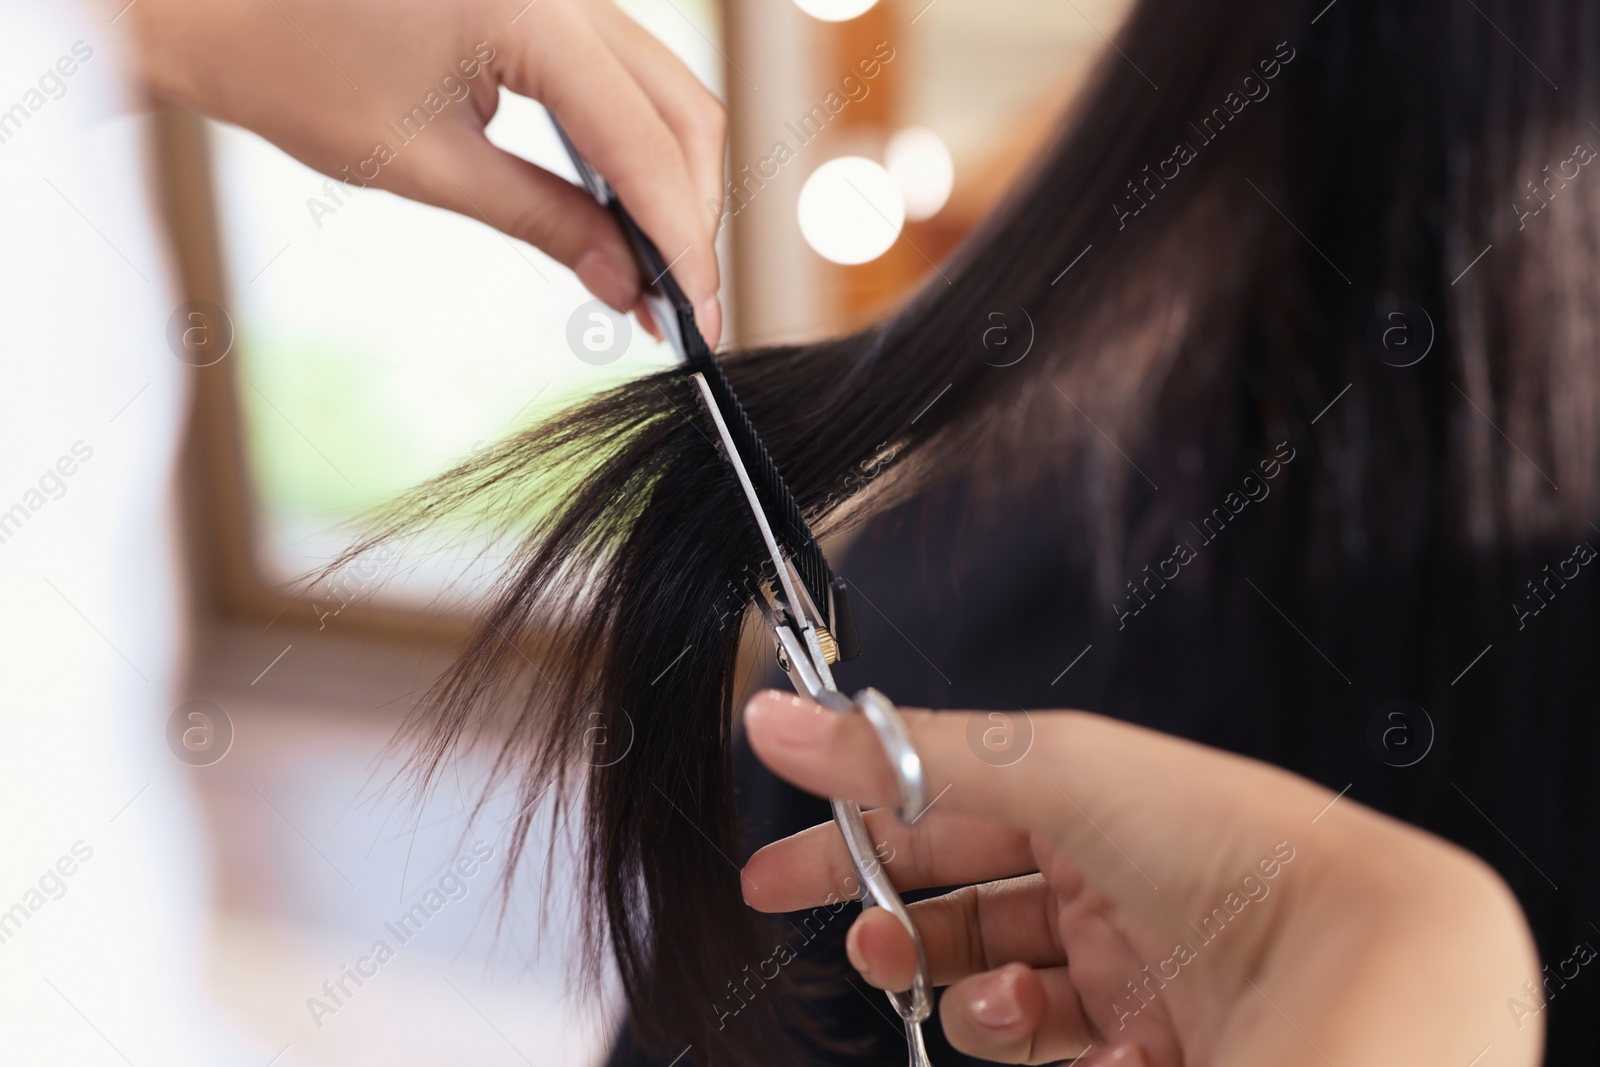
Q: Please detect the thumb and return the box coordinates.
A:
[744,690,1186,830]
[742,689,1320,869]
[417,131,642,313]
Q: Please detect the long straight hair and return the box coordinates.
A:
[338,0,1599,1060]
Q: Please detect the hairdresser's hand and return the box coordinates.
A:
[741,693,1541,1066]
[125,0,724,344]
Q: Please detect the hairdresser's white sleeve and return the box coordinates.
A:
[0,2,248,1063]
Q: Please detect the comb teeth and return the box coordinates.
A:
[548,114,849,651]
[679,329,835,619]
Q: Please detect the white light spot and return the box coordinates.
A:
[797,157,904,265]
[886,126,954,221]
[793,0,880,21]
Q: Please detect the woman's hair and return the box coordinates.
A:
[339,0,1597,1060]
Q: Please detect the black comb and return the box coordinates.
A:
[550,117,859,661]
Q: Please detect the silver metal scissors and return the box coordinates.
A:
[552,116,938,1066]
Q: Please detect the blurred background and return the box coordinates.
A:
[131,0,1130,1062]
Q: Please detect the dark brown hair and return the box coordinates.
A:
[338,0,1598,1060]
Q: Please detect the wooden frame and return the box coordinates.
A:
[153,108,473,646]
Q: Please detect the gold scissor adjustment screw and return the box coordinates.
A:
[816,626,839,664]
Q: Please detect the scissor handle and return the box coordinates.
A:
[811,687,937,1038]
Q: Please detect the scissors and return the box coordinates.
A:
[552,116,938,1067]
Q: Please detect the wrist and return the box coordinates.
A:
[1266,809,1541,1066]
[119,0,186,104]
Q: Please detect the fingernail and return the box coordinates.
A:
[845,921,872,981]
[745,689,831,749]
[696,294,722,349]
[968,970,1023,1030]
[575,248,638,311]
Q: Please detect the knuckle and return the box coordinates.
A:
[955,885,987,972]
[505,194,562,247]
[692,92,727,145]
[625,126,685,187]
[510,192,597,263]
[904,817,937,888]
[831,834,863,897]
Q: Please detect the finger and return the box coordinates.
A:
[742,806,1033,913]
[742,690,1313,898]
[744,690,1183,829]
[1081,1044,1152,1067]
[846,875,1063,991]
[505,2,722,343]
[633,298,664,341]
[418,130,640,311]
[590,0,726,224]
[1044,866,1183,1066]
[848,862,1180,1062]
[846,908,914,989]
[941,962,1097,1065]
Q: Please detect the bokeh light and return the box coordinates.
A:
[797,156,906,265]
[793,0,880,21]
[886,126,955,220]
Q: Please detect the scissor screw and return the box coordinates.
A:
[815,626,840,665]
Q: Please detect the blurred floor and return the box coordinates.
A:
[182,622,612,1067]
